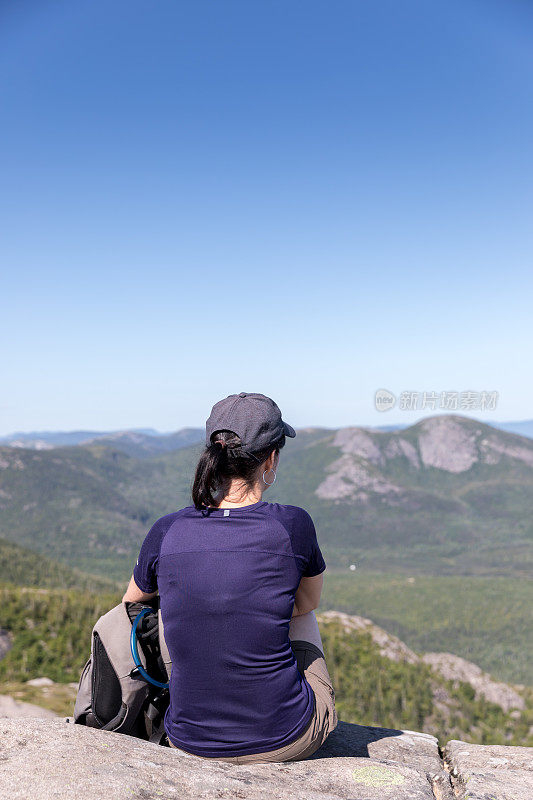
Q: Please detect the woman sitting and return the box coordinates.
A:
[123,392,338,762]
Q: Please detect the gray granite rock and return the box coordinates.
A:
[0,717,456,800]
[443,739,533,800]
[0,629,11,661]
[421,653,525,712]
[0,695,57,719]
[26,677,55,688]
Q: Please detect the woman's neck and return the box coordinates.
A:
[213,481,263,509]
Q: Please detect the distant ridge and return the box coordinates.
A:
[0,427,204,457]
[0,429,162,446]
[2,417,533,449]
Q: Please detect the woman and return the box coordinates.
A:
[123,392,338,763]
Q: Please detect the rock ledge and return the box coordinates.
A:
[0,718,531,799]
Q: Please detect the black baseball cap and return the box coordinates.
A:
[205,392,296,454]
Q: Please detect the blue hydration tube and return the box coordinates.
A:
[130,607,169,689]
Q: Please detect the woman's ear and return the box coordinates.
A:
[262,451,273,473]
[261,449,279,474]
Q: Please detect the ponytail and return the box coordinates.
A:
[191,442,229,509]
[191,429,285,510]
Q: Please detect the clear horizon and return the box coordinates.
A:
[1,412,532,440]
[2,1,532,435]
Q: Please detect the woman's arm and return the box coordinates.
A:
[122,575,159,604]
[292,573,324,617]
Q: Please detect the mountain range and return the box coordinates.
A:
[1,414,532,579]
[0,427,204,457]
[2,416,533,452]
[0,413,532,687]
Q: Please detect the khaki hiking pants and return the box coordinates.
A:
[169,612,338,763]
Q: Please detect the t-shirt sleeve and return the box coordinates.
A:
[301,510,326,578]
[133,514,174,593]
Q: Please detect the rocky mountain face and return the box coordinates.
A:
[421,653,525,715]
[315,415,533,503]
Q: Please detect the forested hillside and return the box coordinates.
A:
[0,538,116,592]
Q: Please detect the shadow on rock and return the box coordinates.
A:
[309,719,404,759]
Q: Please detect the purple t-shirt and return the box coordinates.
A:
[133,500,326,758]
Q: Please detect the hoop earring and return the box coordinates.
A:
[262,469,277,486]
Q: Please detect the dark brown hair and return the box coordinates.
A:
[192,429,285,510]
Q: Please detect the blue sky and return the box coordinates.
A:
[1,0,532,435]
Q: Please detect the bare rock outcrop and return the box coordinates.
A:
[1,718,532,799]
[422,652,525,712]
[443,739,533,800]
[417,417,479,473]
[315,414,533,501]
[0,629,11,661]
[0,695,57,719]
[318,610,420,664]
[331,429,385,466]
[0,717,456,800]
[315,454,402,501]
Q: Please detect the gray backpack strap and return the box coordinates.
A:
[73,657,92,723]
[158,608,172,680]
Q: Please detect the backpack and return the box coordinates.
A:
[73,599,172,744]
